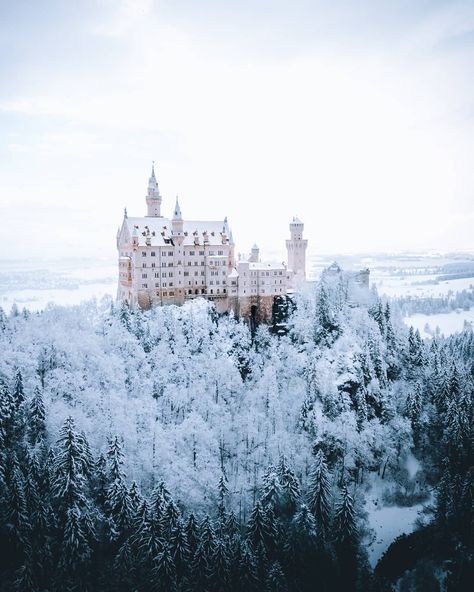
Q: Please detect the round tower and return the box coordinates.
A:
[249,244,260,263]
[286,216,308,285]
[146,163,162,217]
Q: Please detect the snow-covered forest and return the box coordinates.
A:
[0,271,472,591]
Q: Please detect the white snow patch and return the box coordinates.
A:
[404,309,474,338]
[365,499,426,568]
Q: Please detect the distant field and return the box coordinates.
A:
[1,252,474,338]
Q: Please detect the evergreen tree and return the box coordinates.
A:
[152,543,177,592]
[333,485,357,549]
[265,561,288,592]
[28,387,46,446]
[307,450,332,540]
[247,501,269,549]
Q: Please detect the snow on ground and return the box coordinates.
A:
[404,309,474,338]
[376,276,474,299]
[0,258,116,312]
[365,499,427,568]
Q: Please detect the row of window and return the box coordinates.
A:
[141,249,226,257]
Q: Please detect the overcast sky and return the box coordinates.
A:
[1,0,473,261]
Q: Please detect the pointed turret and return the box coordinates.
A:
[146,162,162,217]
[171,195,184,244]
[173,195,182,220]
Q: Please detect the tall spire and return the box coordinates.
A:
[173,195,182,220]
[146,161,162,217]
[148,162,159,195]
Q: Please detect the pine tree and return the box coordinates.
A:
[265,561,288,592]
[152,543,177,592]
[209,538,230,591]
[238,542,259,591]
[247,502,269,549]
[217,474,229,524]
[277,456,300,513]
[186,513,200,556]
[307,450,332,540]
[261,466,281,509]
[169,519,190,579]
[200,515,216,557]
[51,417,94,583]
[405,383,423,445]
[189,543,209,591]
[28,387,46,446]
[12,368,25,409]
[333,485,357,548]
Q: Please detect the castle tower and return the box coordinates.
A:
[171,196,184,245]
[286,217,308,285]
[249,244,260,263]
[146,163,162,217]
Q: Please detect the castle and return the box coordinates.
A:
[116,165,308,321]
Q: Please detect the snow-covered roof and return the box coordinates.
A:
[124,217,229,247]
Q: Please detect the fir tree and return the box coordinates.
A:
[247,501,269,549]
[152,543,177,592]
[307,449,332,540]
[28,387,46,446]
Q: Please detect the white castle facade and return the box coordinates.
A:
[116,166,308,321]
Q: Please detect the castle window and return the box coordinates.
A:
[194,271,198,276]
[169,282,173,287]
[155,282,159,287]
[201,271,205,276]
[218,250,223,255]
[223,288,226,293]
[194,261,198,266]
[162,262,166,267]
[201,261,205,266]
[169,292,174,296]
[188,261,192,266]
[209,251,215,255]
[142,283,148,288]
[151,262,156,268]
[199,250,204,256]
[151,251,156,256]
[142,273,147,278]
[163,291,167,296]
[142,263,146,268]
[189,251,195,256]
[210,281,214,285]
[163,282,167,287]
[169,272,173,277]
[142,252,146,257]
[168,251,173,256]
[184,271,189,277]
[162,272,167,278]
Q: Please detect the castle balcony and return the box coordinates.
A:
[184,291,227,301]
